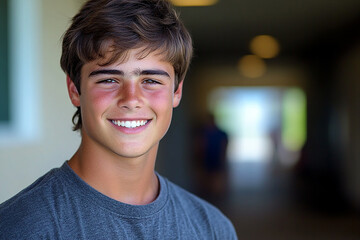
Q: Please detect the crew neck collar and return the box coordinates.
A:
[60,161,168,218]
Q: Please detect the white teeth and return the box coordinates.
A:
[112,120,148,128]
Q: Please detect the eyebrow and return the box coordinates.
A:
[89,69,170,78]
[138,69,170,78]
[89,69,123,77]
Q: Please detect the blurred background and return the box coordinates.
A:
[1,0,360,239]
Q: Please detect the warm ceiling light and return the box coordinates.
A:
[238,55,266,78]
[170,0,218,7]
[250,35,280,59]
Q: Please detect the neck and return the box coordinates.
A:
[68,139,159,205]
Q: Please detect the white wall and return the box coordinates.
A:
[0,0,82,203]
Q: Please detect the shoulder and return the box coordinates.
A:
[162,176,237,239]
[0,167,64,239]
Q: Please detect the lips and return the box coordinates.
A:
[111,120,149,129]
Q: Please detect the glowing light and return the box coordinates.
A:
[238,55,266,78]
[250,35,280,59]
[282,88,307,152]
[209,87,307,165]
[170,0,218,6]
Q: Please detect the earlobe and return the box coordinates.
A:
[66,75,81,107]
[173,80,183,108]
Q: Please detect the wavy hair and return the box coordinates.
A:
[60,0,193,130]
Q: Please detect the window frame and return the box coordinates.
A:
[0,0,41,145]
[0,0,10,123]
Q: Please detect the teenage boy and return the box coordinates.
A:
[0,0,237,239]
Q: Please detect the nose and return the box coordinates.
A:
[117,81,143,110]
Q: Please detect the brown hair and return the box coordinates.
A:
[60,0,193,131]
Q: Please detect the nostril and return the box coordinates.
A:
[118,94,142,110]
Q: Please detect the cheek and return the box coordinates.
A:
[81,89,116,117]
[147,90,174,119]
[149,89,173,106]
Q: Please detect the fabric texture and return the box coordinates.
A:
[0,162,237,239]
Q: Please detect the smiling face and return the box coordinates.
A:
[67,48,183,160]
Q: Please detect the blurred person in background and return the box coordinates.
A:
[195,113,229,200]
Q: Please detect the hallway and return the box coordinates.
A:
[211,161,360,239]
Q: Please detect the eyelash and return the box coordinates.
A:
[143,79,161,85]
[96,78,162,85]
[97,79,117,84]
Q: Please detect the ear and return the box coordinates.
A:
[66,75,80,107]
[173,80,184,108]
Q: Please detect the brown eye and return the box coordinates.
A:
[143,79,161,85]
[97,79,117,84]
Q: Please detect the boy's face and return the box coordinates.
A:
[67,48,182,159]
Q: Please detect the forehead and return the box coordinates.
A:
[95,44,170,65]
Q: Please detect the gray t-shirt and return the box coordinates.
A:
[0,162,237,239]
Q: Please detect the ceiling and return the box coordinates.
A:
[175,0,360,59]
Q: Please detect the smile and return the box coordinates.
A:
[111,120,149,128]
